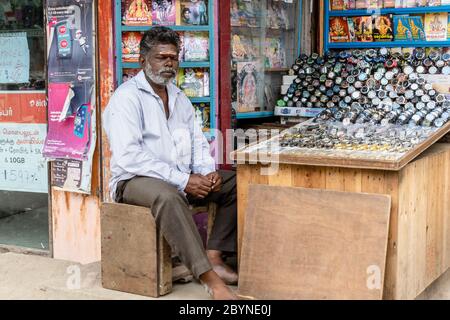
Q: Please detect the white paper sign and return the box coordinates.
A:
[0,123,48,193]
[0,32,30,84]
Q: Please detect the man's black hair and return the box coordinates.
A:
[140,26,180,56]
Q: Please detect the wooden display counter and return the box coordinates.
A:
[235,143,450,300]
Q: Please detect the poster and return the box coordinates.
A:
[237,61,261,113]
[0,91,48,193]
[44,0,96,194]
[46,0,94,117]
[0,32,30,84]
[42,82,92,160]
[121,0,152,26]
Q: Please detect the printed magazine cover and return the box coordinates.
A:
[264,38,286,68]
[330,0,346,10]
[348,17,356,41]
[408,16,426,40]
[355,0,368,8]
[183,32,209,62]
[237,61,261,112]
[354,16,373,42]
[383,0,396,8]
[152,0,176,25]
[424,12,448,41]
[329,17,350,42]
[179,0,208,25]
[122,32,142,62]
[178,68,206,97]
[122,0,152,26]
[373,15,394,41]
[394,15,413,40]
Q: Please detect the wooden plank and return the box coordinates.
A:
[267,164,292,187]
[381,171,400,300]
[99,0,116,202]
[395,144,450,299]
[157,229,172,295]
[343,169,362,193]
[325,167,345,192]
[238,185,391,300]
[318,0,324,54]
[237,164,251,260]
[101,203,161,298]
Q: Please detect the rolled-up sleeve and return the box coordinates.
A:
[103,93,190,191]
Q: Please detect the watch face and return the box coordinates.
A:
[368,91,377,99]
[436,60,445,68]
[428,66,438,75]
[415,89,424,97]
[352,91,361,100]
[421,95,431,103]
[403,65,414,75]
[405,90,414,100]
[416,66,425,74]
[423,58,433,67]
[424,83,433,91]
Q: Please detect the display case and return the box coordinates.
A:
[229,0,303,120]
[114,0,216,140]
[324,0,450,51]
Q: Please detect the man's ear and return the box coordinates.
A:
[139,54,146,68]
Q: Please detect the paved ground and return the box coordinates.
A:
[1,251,449,300]
[0,252,210,300]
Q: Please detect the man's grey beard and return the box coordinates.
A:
[144,63,176,86]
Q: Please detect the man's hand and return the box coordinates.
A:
[185,174,213,199]
[206,171,222,192]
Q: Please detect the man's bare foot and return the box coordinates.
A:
[210,285,238,300]
[207,250,238,285]
[199,270,238,300]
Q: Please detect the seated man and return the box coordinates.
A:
[103,26,238,300]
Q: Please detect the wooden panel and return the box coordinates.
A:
[158,229,173,295]
[395,144,450,299]
[381,171,400,300]
[99,0,116,202]
[52,189,101,264]
[318,0,324,54]
[101,203,167,298]
[238,185,391,300]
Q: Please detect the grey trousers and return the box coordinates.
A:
[116,170,237,279]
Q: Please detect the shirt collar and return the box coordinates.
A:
[135,70,181,97]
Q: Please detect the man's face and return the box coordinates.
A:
[140,43,179,86]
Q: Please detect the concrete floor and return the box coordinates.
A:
[0,251,449,300]
[0,252,212,300]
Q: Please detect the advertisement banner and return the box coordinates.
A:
[0,91,48,193]
[46,0,94,118]
[44,0,96,194]
[42,82,92,160]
